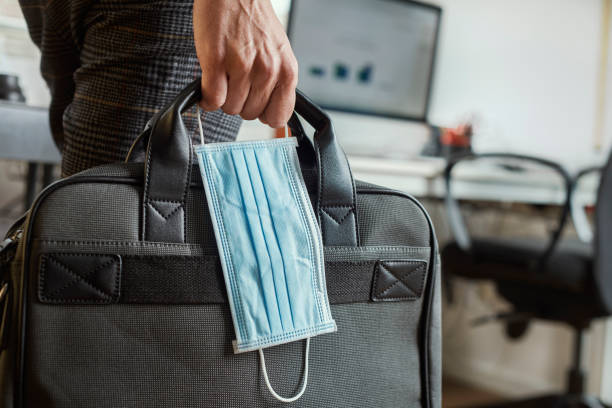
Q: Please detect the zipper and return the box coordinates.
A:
[0,229,22,265]
[2,229,23,250]
[1,212,26,266]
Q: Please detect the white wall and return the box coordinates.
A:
[428,0,608,172]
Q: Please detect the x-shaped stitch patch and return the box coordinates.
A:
[371,260,427,302]
[39,253,121,304]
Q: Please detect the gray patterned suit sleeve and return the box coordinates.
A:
[19,0,242,177]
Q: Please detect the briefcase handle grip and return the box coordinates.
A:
[140,78,358,246]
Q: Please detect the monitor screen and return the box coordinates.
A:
[288,0,441,121]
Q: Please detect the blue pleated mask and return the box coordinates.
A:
[195,124,336,402]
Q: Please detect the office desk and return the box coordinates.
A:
[0,102,60,207]
[0,102,60,163]
[348,156,597,206]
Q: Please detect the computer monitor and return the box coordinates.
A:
[288,0,441,122]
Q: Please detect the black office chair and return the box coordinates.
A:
[442,152,611,408]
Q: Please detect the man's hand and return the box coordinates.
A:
[193,0,298,128]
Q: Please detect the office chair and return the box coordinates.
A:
[442,152,611,408]
[571,167,601,244]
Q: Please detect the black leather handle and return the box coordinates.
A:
[141,82,200,243]
[141,79,358,246]
[292,90,358,246]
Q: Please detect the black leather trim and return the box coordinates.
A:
[295,90,359,246]
[141,84,199,243]
[371,260,427,302]
[38,253,121,304]
[145,199,185,243]
[287,112,316,171]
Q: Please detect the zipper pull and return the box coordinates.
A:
[0,229,22,261]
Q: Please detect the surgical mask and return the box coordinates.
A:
[194,118,337,403]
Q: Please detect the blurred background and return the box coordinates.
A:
[1,0,612,406]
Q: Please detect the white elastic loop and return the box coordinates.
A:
[259,337,310,403]
[284,124,289,139]
[196,105,205,145]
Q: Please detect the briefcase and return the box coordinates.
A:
[0,79,441,407]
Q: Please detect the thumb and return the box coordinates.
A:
[200,68,228,112]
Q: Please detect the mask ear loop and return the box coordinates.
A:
[196,104,205,145]
[258,337,310,403]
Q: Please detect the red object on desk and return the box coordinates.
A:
[441,123,472,147]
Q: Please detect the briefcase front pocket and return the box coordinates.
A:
[25,241,432,407]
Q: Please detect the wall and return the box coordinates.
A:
[428,0,608,172]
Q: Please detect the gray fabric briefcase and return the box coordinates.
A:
[0,80,441,407]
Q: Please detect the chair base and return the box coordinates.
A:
[478,394,610,408]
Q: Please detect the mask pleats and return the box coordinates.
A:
[243,148,296,332]
[209,149,271,338]
[253,147,319,331]
[230,149,284,335]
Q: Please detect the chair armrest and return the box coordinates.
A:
[444,153,572,262]
[571,167,601,243]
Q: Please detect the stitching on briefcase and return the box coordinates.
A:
[39,253,121,304]
[371,260,427,302]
